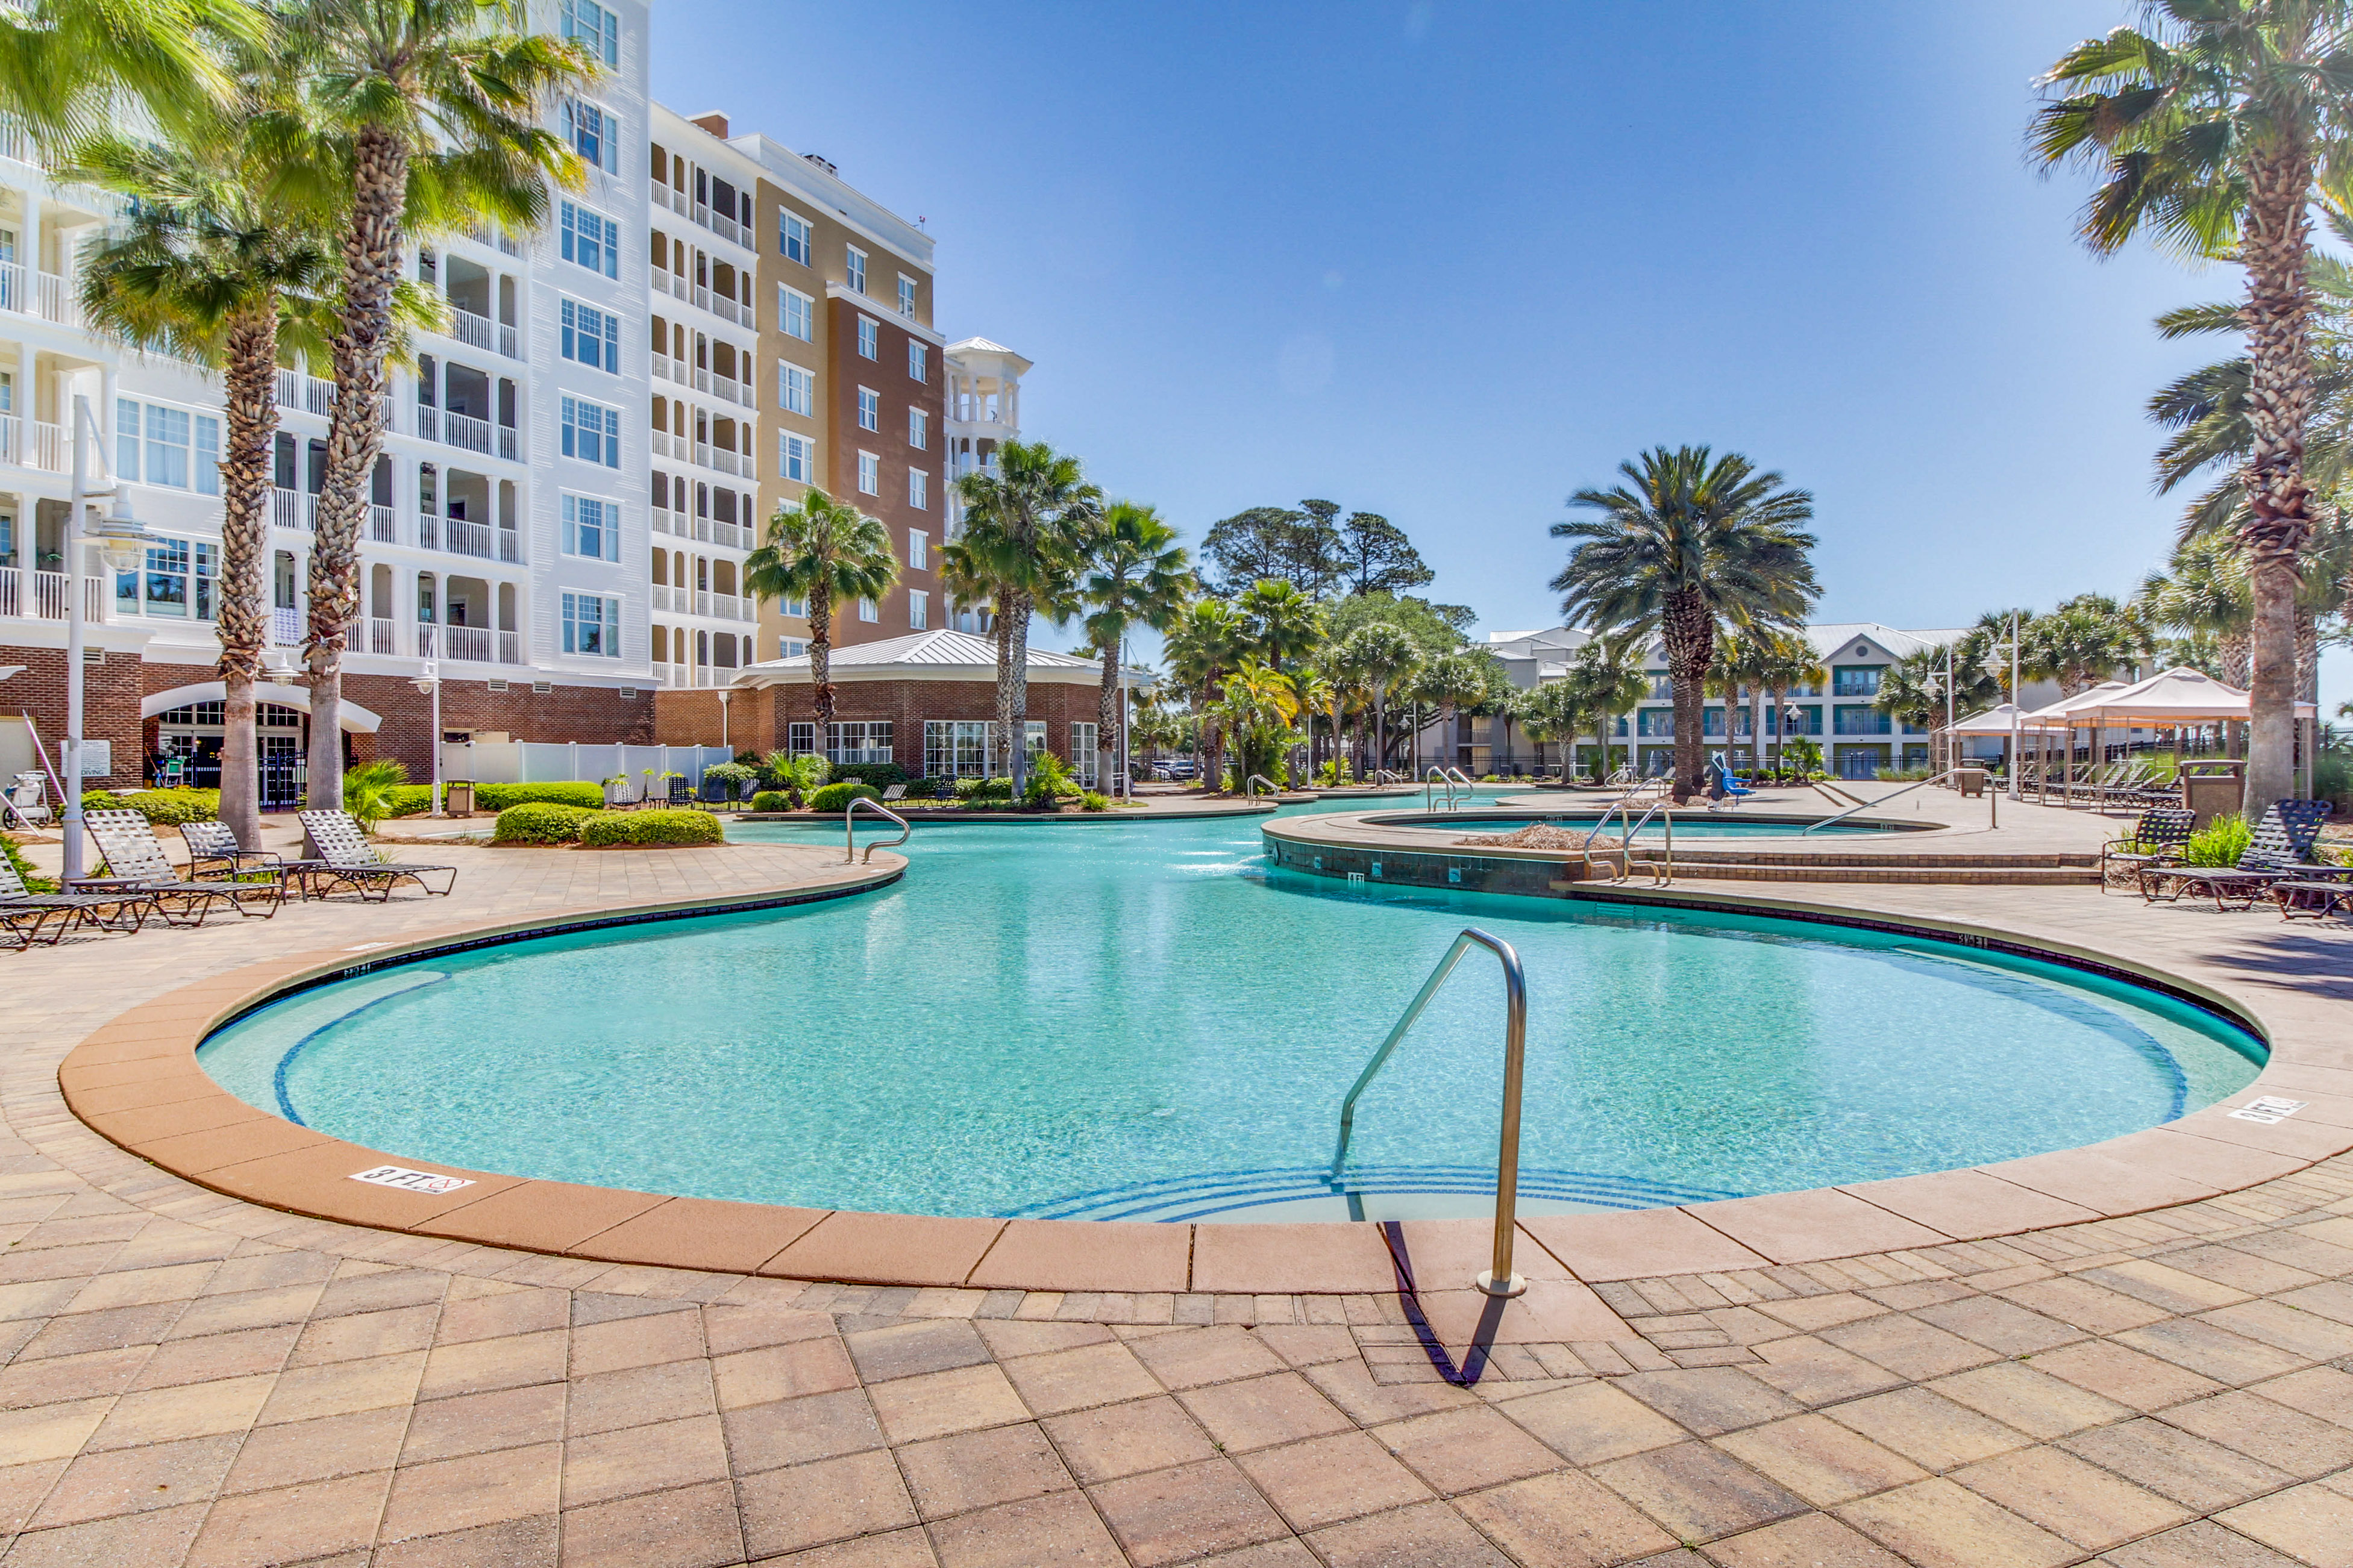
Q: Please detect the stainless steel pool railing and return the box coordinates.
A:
[844,796,912,863]
[1617,799,1673,884]
[1800,768,1996,834]
[1446,766,1476,795]
[1423,766,1456,813]
[1244,773,1282,801]
[1331,927,1530,1297]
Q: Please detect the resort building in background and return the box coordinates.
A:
[0,0,1021,796]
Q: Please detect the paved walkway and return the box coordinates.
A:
[2,836,2352,1564]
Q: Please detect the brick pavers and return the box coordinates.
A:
[2,839,2352,1562]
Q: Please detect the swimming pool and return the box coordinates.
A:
[196,805,2264,1223]
[1375,812,1896,838]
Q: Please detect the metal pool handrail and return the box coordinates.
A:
[844,796,911,863]
[1800,768,1996,834]
[1446,766,1476,795]
[1244,773,1281,801]
[1617,799,1673,884]
[1423,766,1456,813]
[1330,927,1530,1298]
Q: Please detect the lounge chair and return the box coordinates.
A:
[177,820,321,893]
[2138,801,2337,911]
[2099,807,2195,893]
[294,811,457,901]
[67,810,279,925]
[881,783,907,802]
[0,854,159,948]
[2271,879,2353,922]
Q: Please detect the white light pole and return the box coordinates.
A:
[411,661,441,815]
[61,393,152,884]
[716,687,731,751]
[2007,613,2022,801]
[1118,634,1132,801]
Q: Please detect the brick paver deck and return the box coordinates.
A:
[2,828,2351,1564]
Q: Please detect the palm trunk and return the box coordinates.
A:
[2222,633,2253,689]
[1749,688,1764,781]
[1006,590,1032,793]
[809,597,835,729]
[1097,640,1118,794]
[307,123,410,809]
[1662,592,1711,804]
[2239,135,2318,818]
[216,307,275,848]
[994,596,1017,780]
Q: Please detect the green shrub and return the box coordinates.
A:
[954,775,1012,801]
[762,751,829,796]
[2183,812,2253,868]
[342,760,409,829]
[2,836,52,893]
[1023,751,1079,807]
[81,787,219,826]
[492,802,600,845]
[902,776,943,798]
[807,781,881,813]
[579,808,724,847]
[828,762,906,789]
[477,781,604,811]
[383,785,436,817]
[748,790,793,812]
[1079,791,1111,812]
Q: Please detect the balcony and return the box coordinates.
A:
[709,209,747,249]
[416,407,520,463]
[369,504,397,544]
[708,293,744,327]
[272,488,317,531]
[0,566,107,622]
[0,263,85,328]
[651,429,672,458]
[0,416,66,472]
[274,369,336,417]
[447,307,519,359]
[364,617,398,655]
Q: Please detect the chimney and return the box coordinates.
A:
[690,111,729,139]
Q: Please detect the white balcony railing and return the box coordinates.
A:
[651,505,673,536]
[650,583,671,611]
[271,488,319,531]
[650,267,671,299]
[498,425,518,462]
[0,115,31,166]
[415,405,438,443]
[709,448,741,476]
[0,261,23,314]
[710,210,746,249]
[417,513,437,552]
[694,589,710,617]
[274,368,336,417]
[650,352,669,381]
[444,518,493,559]
[498,629,521,664]
[0,567,107,623]
[709,293,742,326]
[443,410,491,455]
[498,527,519,563]
[368,504,397,544]
[691,283,710,313]
[36,270,79,328]
[693,365,710,393]
[651,429,671,458]
[366,617,397,655]
[441,624,492,662]
[449,306,494,351]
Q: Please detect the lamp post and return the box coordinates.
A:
[62,393,152,884]
[715,687,730,751]
[411,661,441,816]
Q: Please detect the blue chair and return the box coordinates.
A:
[1711,755,1755,806]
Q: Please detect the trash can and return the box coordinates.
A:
[445,781,475,816]
[1955,768,1987,798]
[2179,760,2245,828]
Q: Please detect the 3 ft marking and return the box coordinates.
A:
[348,1165,475,1195]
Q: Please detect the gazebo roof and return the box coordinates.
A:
[2017,682,2129,726]
[2085,666,2316,723]
[1942,702,2032,737]
[730,629,1148,690]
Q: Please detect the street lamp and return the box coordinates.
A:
[411,661,441,816]
[62,393,152,884]
[715,686,731,751]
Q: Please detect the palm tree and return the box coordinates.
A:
[1742,632,1823,778]
[1079,502,1191,792]
[953,439,1100,789]
[743,490,898,732]
[1551,446,1820,803]
[1519,679,1584,776]
[1337,622,1417,779]
[1237,578,1326,672]
[0,0,265,149]
[75,119,333,849]
[1562,638,1648,782]
[1711,630,1784,777]
[2034,2,2353,813]
[2026,593,2151,695]
[1210,660,1300,787]
[1290,665,1336,780]
[2137,534,2256,684]
[279,0,598,808]
[1164,596,1245,786]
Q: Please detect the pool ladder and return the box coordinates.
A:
[1330,928,1530,1298]
[844,796,912,863]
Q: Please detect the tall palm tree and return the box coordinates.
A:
[0,0,265,149]
[1337,622,1417,779]
[743,490,898,732]
[2034,1,2353,813]
[1290,664,1336,779]
[1747,632,1826,777]
[2137,534,2256,684]
[1165,596,1245,786]
[1711,630,1784,776]
[1551,446,1820,803]
[1237,578,1325,672]
[1078,501,1191,792]
[1519,679,1584,776]
[2026,593,2151,695]
[1562,637,1648,782]
[1209,660,1300,787]
[75,118,333,849]
[278,0,597,807]
[953,439,1100,789]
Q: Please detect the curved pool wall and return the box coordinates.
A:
[1370,811,1916,839]
[195,804,2265,1225]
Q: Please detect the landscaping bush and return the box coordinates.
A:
[383,786,436,817]
[807,781,880,813]
[343,760,409,829]
[748,790,793,812]
[902,776,944,798]
[954,775,1012,801]
[579,808,724,847]
[827,762,906,789]
[1023,751,1080,808]
[2183,812,2253,868]
[701,761,759,802]
[761,751,829,796]
[81,787,219,826]
[492,802,600,845]
[1079,791,1111,812]
[477,781,604,811]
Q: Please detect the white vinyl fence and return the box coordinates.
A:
[440,740,733,796]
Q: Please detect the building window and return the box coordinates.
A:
[857,451,879,494]
[782,595,806,617]
[777,431,812,481]
[558,0,619,64]
[114,538,215,619]
[116,399,221,495]
[925,719,992,779]
[560,395,621,467]
[909,408,927,449]
[844,245,867,294]
[787,721,816,756]
[1834,705,1891,736]
[907,528,927,569]
[562,592,620,657]
[1071,722,1098,787]
[897,275,917,316]
[908,469,927,509]
[779,210,810,264]
[560,97,619,172]
[857,595,877,622]
[778,286,813,342]
[826,720,891,764]
[909,341,927,381]
[560,202,619,278]
[1832,666,1884,697]
[560,298,619,371]
[856,316,878,358]
[779,362,812,416]
[562,494,620,561]
[856,387,879,431]
[779,637,807,658]
[907,589,927,629]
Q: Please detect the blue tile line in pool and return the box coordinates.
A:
[269,970,452,1127]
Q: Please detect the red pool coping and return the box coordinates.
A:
[58,864,2353,1307]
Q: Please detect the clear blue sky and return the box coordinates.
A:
[654,0,2346,713]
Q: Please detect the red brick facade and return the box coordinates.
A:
[826,299,947,649]
[1,642,146,789]
[658,676,1103,777]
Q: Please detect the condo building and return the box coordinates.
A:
[0,0,1019,796]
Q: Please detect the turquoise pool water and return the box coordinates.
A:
[197,806,2264,1223]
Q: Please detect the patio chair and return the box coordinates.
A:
[2270,879,2353,922]
[667,776,692,806]
[2137,800,2337,911]
[70,810,280,925]
[0,854,160,949]
[881,783,907,802]
[2099,807,2195,893]
[294,811,457,901]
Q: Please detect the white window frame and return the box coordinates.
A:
[845,245,868,294]
[558,0,620,66]
[561,493,621,561]
[857,596,878,623]
[116,397,221,496]
[908,408,927,449]
[907,469,927,510]
[856,451,880,495]
[907,528,928,570]
[777,431,812,483]
[856,386,879,432]
[560,201,619,278]
[778,361,813,416]
[562,591,621,658]
[779,210,812,265]
[560,297,619,372]
[907,589,927,629]
[856,316,879,359]
[114,536,216,620]
[908,341,928,381]
[560,395,622,468]
[897,273,917,316]
[560,96,620,173]
[778,286,813,342]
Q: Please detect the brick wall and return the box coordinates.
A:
[722,676,1101,776]
[1,642,145,788]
